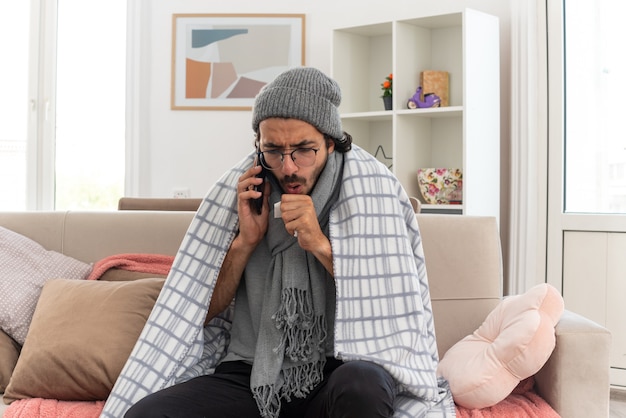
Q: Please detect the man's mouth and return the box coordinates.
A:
[280,174,306,194]
[281,175,306,194]
[284,182,303,194]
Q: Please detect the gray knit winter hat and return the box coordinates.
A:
[252,67,343,140]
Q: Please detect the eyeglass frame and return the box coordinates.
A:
[257,147,320,171]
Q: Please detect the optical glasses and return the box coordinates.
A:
[257,148,319,170]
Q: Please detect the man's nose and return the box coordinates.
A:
[280,153,298,175]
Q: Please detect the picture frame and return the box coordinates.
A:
[171,13,306,110]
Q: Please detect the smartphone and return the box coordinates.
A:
[250,160,267,215]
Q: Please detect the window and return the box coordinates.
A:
[54,0,126,209]
[546,0,626,387]
[564,0,626,213]
[0,1,126,211]
[0,3,30,210]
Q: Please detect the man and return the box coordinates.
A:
[103,67,454,418]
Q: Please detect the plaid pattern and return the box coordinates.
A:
[101,145,455,418]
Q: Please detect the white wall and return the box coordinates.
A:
[130,0,511,201]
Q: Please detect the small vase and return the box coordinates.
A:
[382,95,393,111]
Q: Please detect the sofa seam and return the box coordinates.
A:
[60,210,70,255]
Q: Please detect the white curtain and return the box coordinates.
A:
[508,0,547,294]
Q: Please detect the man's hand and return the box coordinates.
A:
[279,194,334,276]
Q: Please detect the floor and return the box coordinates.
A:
[612,388,626,418]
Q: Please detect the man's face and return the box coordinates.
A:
[258,118,335,195]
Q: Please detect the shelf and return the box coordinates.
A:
[342,107,462,122]
[420,204,463,210]
[332,9,500,221]
[340,111,393,121]
[396,106,463,118]
[419,204,464,215]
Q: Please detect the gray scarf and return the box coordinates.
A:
[251,151,344,418]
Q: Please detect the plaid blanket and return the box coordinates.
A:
[101,145,455,418]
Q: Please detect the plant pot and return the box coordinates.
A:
[382,96,393,110]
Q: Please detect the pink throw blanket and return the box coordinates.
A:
[4,400,104,418]
[455,378,560,418]
[86,253,174,280]
[5,384,557,418]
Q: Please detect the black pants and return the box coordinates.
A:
[124,358,396,418]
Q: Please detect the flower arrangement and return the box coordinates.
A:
[380,73,393,97]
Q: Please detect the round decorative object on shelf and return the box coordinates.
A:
[382,95,393,110]
[417,168,463,204]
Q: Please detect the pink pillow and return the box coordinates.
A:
[437,283,564,409]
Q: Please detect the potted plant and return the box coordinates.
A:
[380,73,393,110]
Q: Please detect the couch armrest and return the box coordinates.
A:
[535,309,611,418]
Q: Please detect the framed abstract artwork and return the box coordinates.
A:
[171,13,306,110]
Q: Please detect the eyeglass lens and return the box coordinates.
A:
[259,148,318,170]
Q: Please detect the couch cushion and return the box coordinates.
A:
[416,215,502,357]
[0,226,92,345]
[437,283,564,409]
[3,277,164,402]
[0,330,20,392]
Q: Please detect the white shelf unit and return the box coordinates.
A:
[331,9,500,219]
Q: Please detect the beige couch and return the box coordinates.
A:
[0,210,612,417]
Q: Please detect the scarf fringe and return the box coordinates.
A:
[252,360,326,418]
[252,385,281,418]
[273,288,327,362]
[282,358,326,399]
